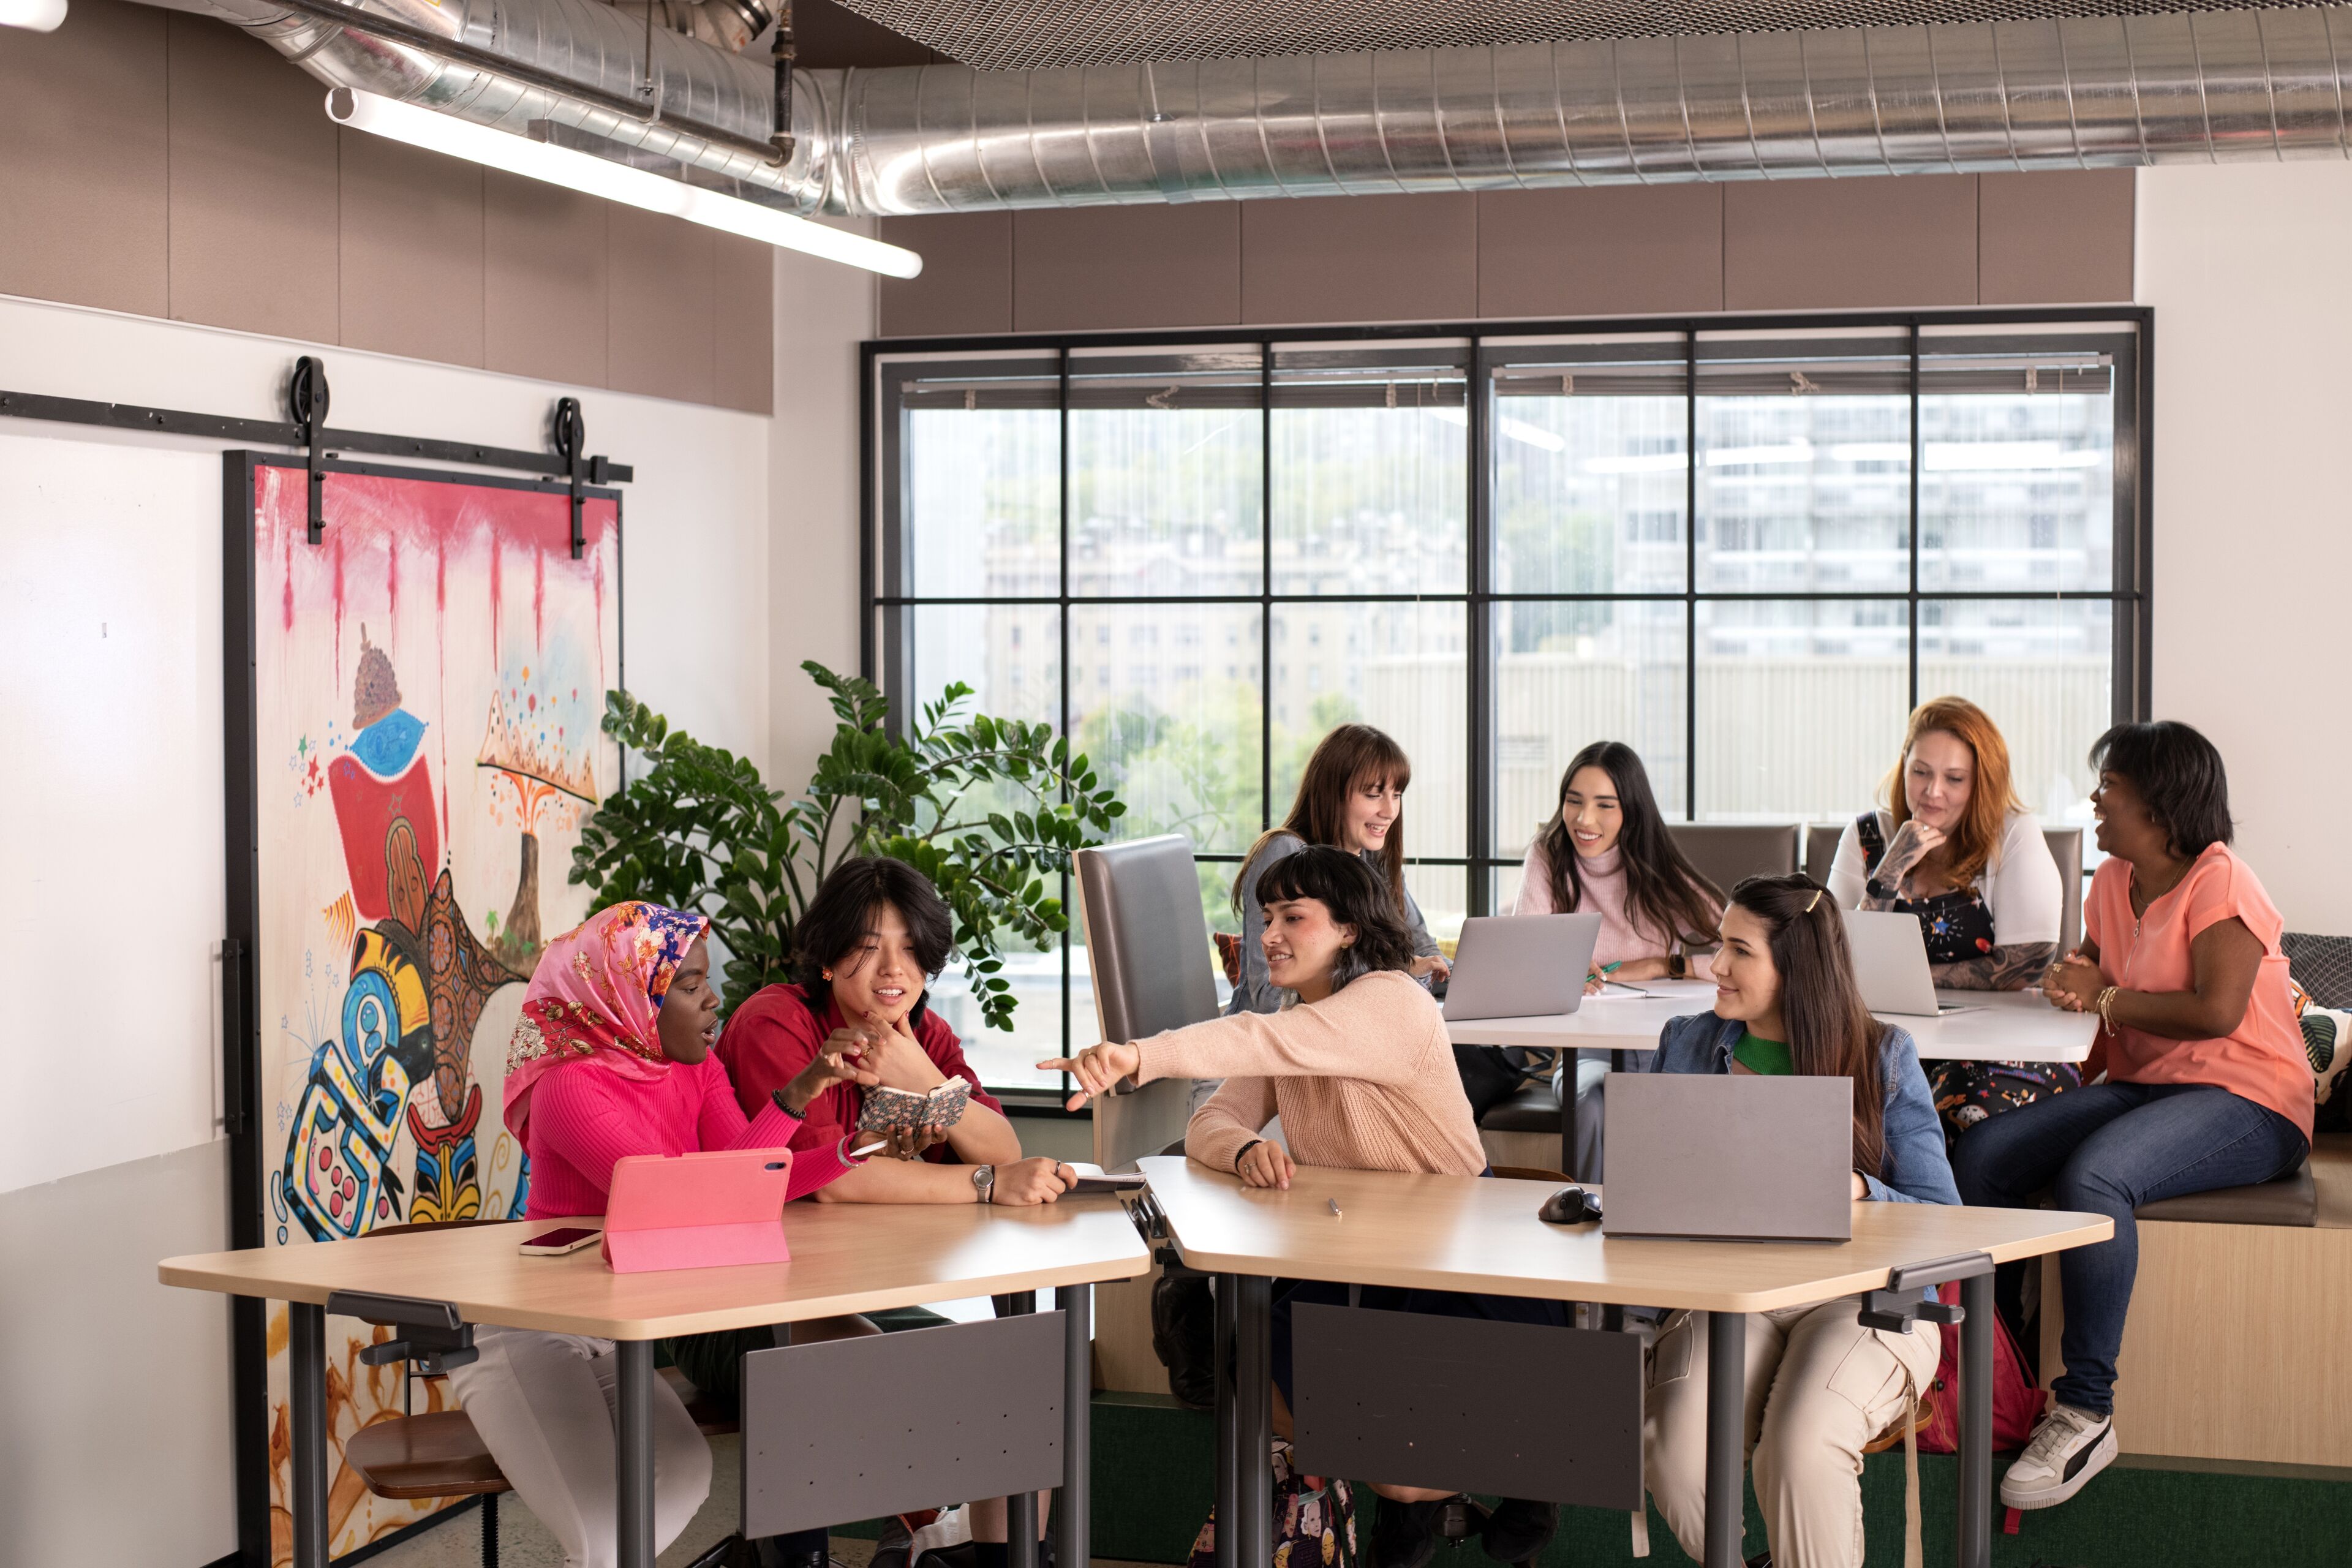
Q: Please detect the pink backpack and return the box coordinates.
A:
[1915,1281,2047,1453]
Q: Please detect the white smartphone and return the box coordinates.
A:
[519,1226,601,1256]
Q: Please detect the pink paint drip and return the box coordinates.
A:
[386,537,401,630]
[281,526,295,633]
[533,546,546,652]
[489,535,503,669]
[331,528,347,688]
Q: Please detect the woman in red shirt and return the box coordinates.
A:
[718,856,1065,1568]
[1953,722,2310,1513]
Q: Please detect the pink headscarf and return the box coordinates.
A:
[502,901,710,1145]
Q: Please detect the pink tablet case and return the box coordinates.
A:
[601,1148,794,1273]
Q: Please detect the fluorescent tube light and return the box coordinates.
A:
[326,88,922,280]
[1,0,69,31]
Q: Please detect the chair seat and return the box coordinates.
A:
[2134,1156,2316,1227]
[342,1411,510,1500]
[1481,1081,1563,1133]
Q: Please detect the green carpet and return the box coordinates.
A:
[1080,1393,2352,1568]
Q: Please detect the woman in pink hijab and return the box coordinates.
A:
[451,902,872,1568]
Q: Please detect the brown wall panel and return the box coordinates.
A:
[0,0,168,318]
[483,172,609,388]
[337,130,486,366]
[715,233,776,415]
[1724,175,1979,311]
[1242,194,1478,325]
[1013,206,1240,331]
[1477,186,1724,319]
[1979,170,2136,305]
[609,206,718,404]
[167,14,340,342]
[878,213,1014,337]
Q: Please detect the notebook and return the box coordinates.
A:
[856,1077,974,1135]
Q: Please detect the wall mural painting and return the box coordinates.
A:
[248,460,619,1561]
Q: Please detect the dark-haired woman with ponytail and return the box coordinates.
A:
[1514,741,1722,989]
[1044,846,1566,1568]
[1639,874,1956,1568]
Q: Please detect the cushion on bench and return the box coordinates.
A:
[1480,1080,1563,1133]
[2133,1157,2316,1227]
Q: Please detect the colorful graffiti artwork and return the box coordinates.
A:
[247,461,617,1562]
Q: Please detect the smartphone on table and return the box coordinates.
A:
[519,1226,601,1256]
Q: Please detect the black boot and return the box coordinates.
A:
[1368,1496,1450,1568]
[1152,1273,1216,1411]
[1477,1498,1558,1566]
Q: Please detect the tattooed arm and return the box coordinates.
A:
[1930,941,2057,993]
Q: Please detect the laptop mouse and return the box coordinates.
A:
[1539,1185,1602,1226]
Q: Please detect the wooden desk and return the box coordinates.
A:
[1139,1157,2108,1568]
[162,1199,1151,1568]
[1447,981,2097,1065]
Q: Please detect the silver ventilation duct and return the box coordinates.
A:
[128,1,2352,218]
[788,7,2352,216]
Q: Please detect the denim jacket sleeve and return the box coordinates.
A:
[1864,1028,1961,1206]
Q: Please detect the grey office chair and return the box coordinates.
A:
[1074,834,1223,1171]
[2045,826,2085,956]
[1803,823,1844,888]
[1665,821,1801,897]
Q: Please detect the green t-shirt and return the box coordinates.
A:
[1733,1032,1794,1076]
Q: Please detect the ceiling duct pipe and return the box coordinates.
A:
[782,6,2352,216]
[125,2,2352,216]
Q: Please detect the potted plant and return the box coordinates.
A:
[570,661,1125,1030]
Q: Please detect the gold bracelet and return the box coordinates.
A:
[2096,986,2119,1031]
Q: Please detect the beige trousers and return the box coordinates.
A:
[1643,1300,1939,1568]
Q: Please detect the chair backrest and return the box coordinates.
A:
[1074,834,1221,1172]
[1664,823,1801,899]
[1801,823,1843,887]
[2042,826,2084,957]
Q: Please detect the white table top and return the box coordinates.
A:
[1446,979,2094,1064]
[1137,1156,2109,1313]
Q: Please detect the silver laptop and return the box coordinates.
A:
[1439,913,1603,1023]
[1842,910,1981,1017]
[1602,1074,1853,1242]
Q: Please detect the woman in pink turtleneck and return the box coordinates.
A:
[451,902,883,1568]
[1513,741,1724,987]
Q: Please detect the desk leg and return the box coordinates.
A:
[616,1339,655,1568]
[1005,1291,1040,1568]
[1232,1276,1273,1568]
[289,1301,328,1568]
[1958,1273,1994,1568]
[1214,1277,1237,1568]
[1055,1284,1092,1568]
[1703,1310,1745,1568]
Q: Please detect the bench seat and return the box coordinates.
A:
[1480,1080,1563,1134]
[2133,1156,2316,1227]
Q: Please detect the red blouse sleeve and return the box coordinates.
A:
[716,987,826,1118]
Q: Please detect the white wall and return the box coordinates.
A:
[2136,164,2352,934]
[0,255,867,1566]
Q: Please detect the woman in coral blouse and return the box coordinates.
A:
[1953,721,2311,1513]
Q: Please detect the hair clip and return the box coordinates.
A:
[1804,889,1823,913]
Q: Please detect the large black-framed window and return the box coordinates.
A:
[864,310,2150,1093]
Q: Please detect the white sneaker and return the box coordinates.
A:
[2000,1404,2117,1509]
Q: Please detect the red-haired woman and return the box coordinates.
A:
[1826,696,2068,1135]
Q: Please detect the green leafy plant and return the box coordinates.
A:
[570,661,1125,1030]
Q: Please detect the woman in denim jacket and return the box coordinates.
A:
[1639,873,1958,1568]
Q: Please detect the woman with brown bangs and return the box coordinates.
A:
[1223,723,1450,1019]
[1825,695,2068,1136]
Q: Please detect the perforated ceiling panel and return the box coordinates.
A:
[830,0,2301,69]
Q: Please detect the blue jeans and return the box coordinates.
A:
[1950,1082,2307,1417]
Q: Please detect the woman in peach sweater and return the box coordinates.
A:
[1046,846,1561,1568]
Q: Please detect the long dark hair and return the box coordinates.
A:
[793,856,956,1025]
[1255,845,1415,993]
[1236,723,1412,917]
[2090,720,2234,859]
[1536,742,1721,949]
[1727,873,1889,1178]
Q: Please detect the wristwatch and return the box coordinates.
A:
[971,1164,997,1205]
[1666,951,1688,981]
[1866,876,1891,900]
